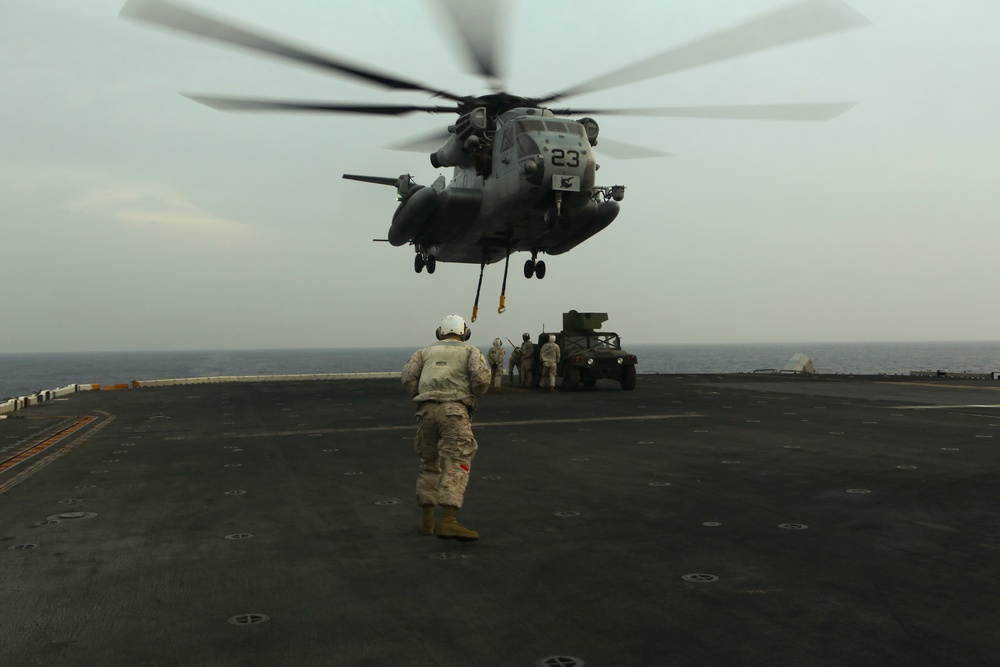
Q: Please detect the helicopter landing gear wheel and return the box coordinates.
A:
[524,252,545,279]
[415,251,435,274]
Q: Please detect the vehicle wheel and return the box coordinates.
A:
[426,255,436,274]
[562,366,580,390]
[534,260,546,279]
[523,259,535,279]
[583,377,596,388]
[620,365,636,391]
[414,254,424,273]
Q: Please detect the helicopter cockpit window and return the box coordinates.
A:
[544,121,586,137]
[518,119,546,133]
[517,133,540,156]
[500,126,514,152]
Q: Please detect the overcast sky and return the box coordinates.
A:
[2,0,997,353]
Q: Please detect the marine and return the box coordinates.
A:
[539,334,561,393]
[519,333,535,387]
[487,338,505,393]
[401,315,491,541]
[507,341,521,387]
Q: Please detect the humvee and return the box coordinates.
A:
[533,311,638,390]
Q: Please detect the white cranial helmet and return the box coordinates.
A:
[436,314,471,341]
[493,338,502,347]
[548,335,556,343]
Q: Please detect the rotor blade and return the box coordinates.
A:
[434,0,503,84]
[552,102,859,122]
[183,94,459,116]
[593,139,671,160]
[387,129,452,153]
[120,0,467,102]
[541,0,870,102]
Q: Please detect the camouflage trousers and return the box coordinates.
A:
[490,365,503,389]
[519,359,534,386]
[541,362,558,388]
[413,401,479,509]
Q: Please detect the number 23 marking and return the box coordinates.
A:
[551,149,580,167]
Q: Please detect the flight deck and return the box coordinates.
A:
[2,374,998,666]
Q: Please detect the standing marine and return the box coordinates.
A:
[401,315,491,541]
[519,333,535,387]
[539,334,561,393]
[487,338,506,393]
[508,342,521,387]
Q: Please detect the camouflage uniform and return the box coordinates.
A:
[519,338,535,387]
[487,341,505,392]
[402,340,491,509]
[508,346,521,386]
[539,338,561,389]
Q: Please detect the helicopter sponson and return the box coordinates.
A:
[387,177,482,249]
[389,184,435,247]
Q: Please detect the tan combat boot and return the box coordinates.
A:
[419,505,435,536]
[436,506,479,542]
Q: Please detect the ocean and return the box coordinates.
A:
[2,341,998,400]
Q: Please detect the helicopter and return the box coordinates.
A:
[120,0,870,321]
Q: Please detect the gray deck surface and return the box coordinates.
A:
[2,374,998,666]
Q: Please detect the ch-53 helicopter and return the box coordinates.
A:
[121,0,869,321]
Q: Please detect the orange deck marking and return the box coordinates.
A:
[0,416,98,474]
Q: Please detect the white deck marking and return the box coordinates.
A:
[890,404,1000,410]
[164,413,702,440]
